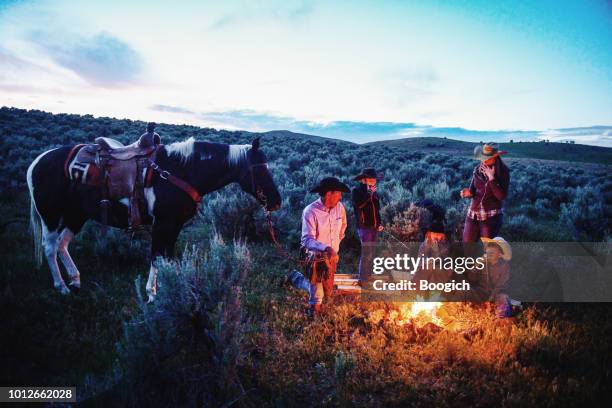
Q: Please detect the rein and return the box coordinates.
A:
[251,164,307,266]
[264,210,309,266]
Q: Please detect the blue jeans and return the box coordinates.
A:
[288,262,336,305]
[289,271,324,305]
[462,214,503,243]
[358,228,378,283]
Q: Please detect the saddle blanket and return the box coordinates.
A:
[64,144,103,186]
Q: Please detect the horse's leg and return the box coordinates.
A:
[57,228,81,289]
[145,263,159,302]
[42,223,69,295]
[146,219,182,302]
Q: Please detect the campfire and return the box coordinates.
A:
[395,301,443,327]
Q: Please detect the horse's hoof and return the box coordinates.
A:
[147,294,156,303]
[55,285,70,295]
[69,282,81,294]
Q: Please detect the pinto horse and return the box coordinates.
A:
[27,137,281,301]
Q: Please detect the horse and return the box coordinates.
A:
[27,136,281,301]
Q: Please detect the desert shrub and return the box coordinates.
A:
[503,214,537,241]
[560,186,610,241]
[116,235,251,407]
[410,179,453,210]
[386,204,430,242]
[445,204,467,242]
[201,185,261,240]
[76,223,149,265]
[379,180,412,224]
[534,198,555,218]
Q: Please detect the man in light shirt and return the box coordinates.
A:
[286,176,349,318]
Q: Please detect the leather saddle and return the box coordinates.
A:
[94,137,157,160]
[74,129,160,230]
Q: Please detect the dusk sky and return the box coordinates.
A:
[1,0,611,145]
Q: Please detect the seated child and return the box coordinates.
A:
[468,237,513,318]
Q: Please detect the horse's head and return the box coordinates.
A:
[237,138,281,212]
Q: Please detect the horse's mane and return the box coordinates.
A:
[165,137,196,162]
[227,144,250,167]
[165,137,250,167]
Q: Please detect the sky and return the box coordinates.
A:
[1,0,611,146]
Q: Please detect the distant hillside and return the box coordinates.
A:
[245,129,355,146]
[366,137,612,165]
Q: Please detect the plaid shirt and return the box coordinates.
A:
[467,176,505,221]
[467,206,502,221]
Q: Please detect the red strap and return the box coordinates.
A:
[166,173,202,203]
[147,158,202,203]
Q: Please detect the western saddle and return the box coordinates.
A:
[94,137,156,160]
[75,123,160,230]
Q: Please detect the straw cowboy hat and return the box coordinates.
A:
[310,177,350,194]
[481,236,512,261]
[353,167,384,181]
[473,142,508,161]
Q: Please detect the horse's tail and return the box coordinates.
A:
[27,159,43,268]
[30,198,43,267]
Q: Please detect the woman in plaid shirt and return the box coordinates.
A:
[460,142,510,242]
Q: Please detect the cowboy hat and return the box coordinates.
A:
[481,236,512,261]
[310,177,350,194]
[353,168,383,181]
[473,142,508,161]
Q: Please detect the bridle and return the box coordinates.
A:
[243,158,308,266]
[247,161,270,205]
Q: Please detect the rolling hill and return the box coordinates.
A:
[365,137,612,165]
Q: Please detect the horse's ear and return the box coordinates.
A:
[252,137,260,151]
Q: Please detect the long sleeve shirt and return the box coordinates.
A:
[351,184,381,228]
[301,198,347,253]
[467,162,510,220]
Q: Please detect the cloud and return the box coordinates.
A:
[378,66,440,108]
[0,47,32,68]
[196,109,298,130]
[538,127,612,147]
[299,121,420,143]
[208,0,315,30]
[0,47,71,94]
[0,47,49,74]
[150,104,194,114]
[30,31,143,87]
[0,83,65,95]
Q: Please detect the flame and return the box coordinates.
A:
[396,299,443,327]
